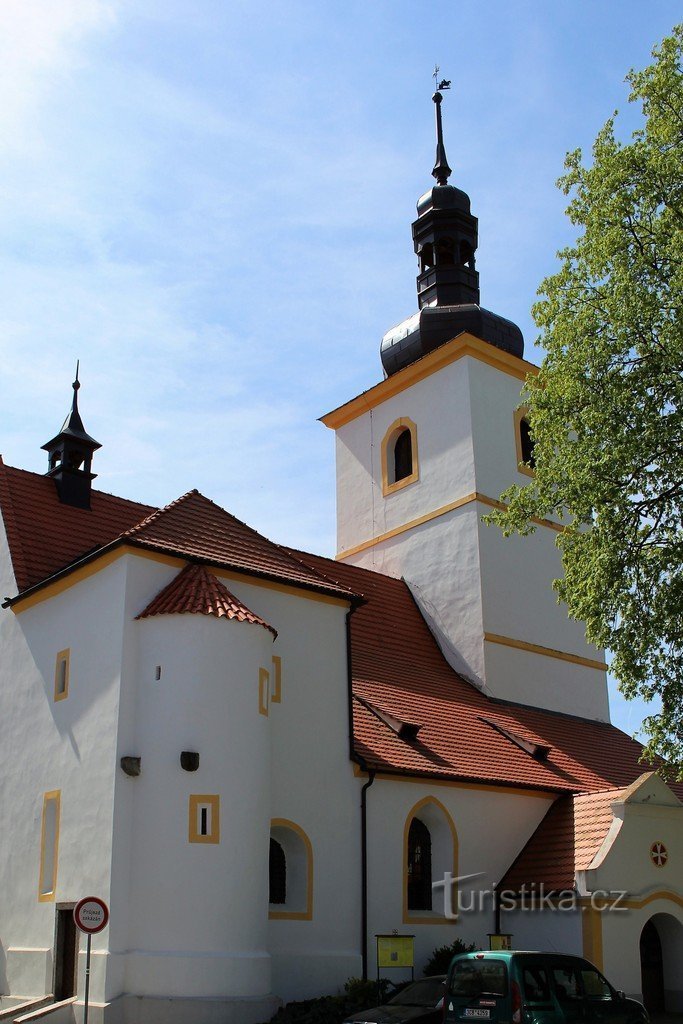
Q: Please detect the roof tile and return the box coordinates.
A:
[136,562,277,636]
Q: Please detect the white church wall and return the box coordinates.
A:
[0,536,128,1003]
[218,575,363,1001]
[364,777,553,978]
[335,355,476,561]
[601,900,683,1007]
[113,560,275,1003]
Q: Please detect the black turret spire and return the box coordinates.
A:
[41,364,101,509]
[431,88,452,186]
[379,81,524,377]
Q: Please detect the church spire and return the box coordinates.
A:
[431,76,452,186]
[379,82,524,377]
[41,365,101,509]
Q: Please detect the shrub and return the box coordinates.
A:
[423,938,478,976]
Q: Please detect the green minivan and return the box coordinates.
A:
[445,952,648,1024]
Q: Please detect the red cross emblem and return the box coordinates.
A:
[650,841,668,867]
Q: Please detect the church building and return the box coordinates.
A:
[1,90,682,1024]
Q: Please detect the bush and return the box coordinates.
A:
[423,939,478,976]
[264,976,394,1024]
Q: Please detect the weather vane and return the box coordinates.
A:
[432,65,451,94]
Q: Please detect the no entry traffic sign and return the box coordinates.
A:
[73,896,109,934]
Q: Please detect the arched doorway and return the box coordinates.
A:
[640,920,664,1014]
[640,913,683,1014]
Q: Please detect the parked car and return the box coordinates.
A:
[343,975,447,1024]
[445,952,648,1024]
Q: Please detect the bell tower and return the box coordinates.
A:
[42,365,101,509]
[323,88,610,723]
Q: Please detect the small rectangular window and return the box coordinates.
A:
[54,650,70,702]
[259,668,270,717]
[188,794,220,844]
[39,791,61,900]
[155,665,162,681]
[271,656,282,704]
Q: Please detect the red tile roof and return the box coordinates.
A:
[137,562,277,636]
[500,788,623,891]
[0,460,671,798]
[295,550,666,794]
[0,459,154,592]
[121,490,354,600]
[0,464,354,603]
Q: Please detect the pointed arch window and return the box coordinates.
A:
[382,418,419,495]
[403,796,458,923]
[407,818,432,911]
[269,837,286,904]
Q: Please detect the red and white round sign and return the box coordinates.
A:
[73,896,109,934]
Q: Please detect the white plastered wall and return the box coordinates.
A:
[364,777,553,979]
[107,554,362,1011]
[579,782,683,1007]
[334,342,609,719]
[0,525,127,1006]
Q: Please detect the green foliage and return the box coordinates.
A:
[486,26,683,773]
[264,977,393,1024]
[423,938,477,976]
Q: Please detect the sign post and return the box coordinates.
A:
[73,897,109,1024]
[375,934,415,1002]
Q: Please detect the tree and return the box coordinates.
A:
[487,26,683,774]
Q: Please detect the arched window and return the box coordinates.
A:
[403,797,458,921]
[514,408,536,476]
[381,419,419,495]
[394,429,413,483]
[269,819,313,920]
[407,818,432,911]
[269,838,286,905]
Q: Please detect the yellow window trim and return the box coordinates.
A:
[38,790,61,902]
[259,668,270,717]
[381,418,419,497]
[268,818,314,920]
[513,407,535,478]
[402,795,458,925]
[321,332,539,430]
[53,649,70,702]
[188,794,220,844]
[271,656,282,704]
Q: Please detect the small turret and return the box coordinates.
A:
[41,364,101,509]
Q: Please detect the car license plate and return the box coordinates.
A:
[464,1011,490,1019]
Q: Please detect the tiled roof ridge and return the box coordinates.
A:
[575,786,624,802]
[0,459,28,590]
[136,561,277,636]
[124,490,356,597]
[121,488,200,537]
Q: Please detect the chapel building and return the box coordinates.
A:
[0,91,682,1024]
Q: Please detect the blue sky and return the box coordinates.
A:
[0,0,678,736]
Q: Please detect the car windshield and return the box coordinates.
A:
[449,961,507,997]
[389,979,445,1007]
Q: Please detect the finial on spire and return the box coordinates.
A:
[431,66,452,186]
[74,359,80,392]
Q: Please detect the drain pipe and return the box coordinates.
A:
[361,765,376,980]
